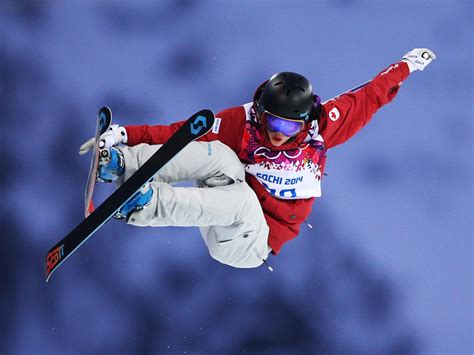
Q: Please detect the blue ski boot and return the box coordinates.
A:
[97,147,125,183]
[97,146,153,220]
[114,182,154,220]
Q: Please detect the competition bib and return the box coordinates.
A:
[240,103,327,200]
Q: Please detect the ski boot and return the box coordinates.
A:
[96,146,153,220]
[97,146,125,183]
[114,182,154,220]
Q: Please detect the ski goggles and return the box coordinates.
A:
[264,112,305,137]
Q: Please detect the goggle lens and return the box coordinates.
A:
[265,113,304,137]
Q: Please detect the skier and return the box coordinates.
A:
[80,48,436,269]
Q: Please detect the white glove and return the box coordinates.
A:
[79,124,128,155]
[402,48,436,72]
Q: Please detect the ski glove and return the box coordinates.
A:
[79,124,128,155]
[402,48,436,73]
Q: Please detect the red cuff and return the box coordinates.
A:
[124,126,140,146]
[399,61,411,80]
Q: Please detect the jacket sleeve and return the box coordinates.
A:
[125,121,185,146]
[319,61,411,149]
[124,106,246,152]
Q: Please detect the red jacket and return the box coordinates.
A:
[125,62,410,254]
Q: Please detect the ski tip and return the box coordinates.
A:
[98,107,113,134]
[188,109,215,138]
[85,200,95,218]
[45,243,66,282]
[98,106,112,115]
[45,262,53,282]
[199,108,214,115]
[193,109,214,118]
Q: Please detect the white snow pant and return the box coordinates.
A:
[117,141,271,268]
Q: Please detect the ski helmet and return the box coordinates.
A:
[255,72,316,122]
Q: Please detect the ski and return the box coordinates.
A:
[45,109,215,282]
[84,106,112,217]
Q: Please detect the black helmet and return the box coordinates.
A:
[255,72,315,121]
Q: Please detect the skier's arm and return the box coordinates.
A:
[319,48,436,149]
[319,61,410,149]
[79,123,129,155]
[125,121,185,146]
[125,107,245,152]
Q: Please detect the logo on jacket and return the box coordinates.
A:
[212,117,222,134]
[329,107,340,122]
[380,63,399,76]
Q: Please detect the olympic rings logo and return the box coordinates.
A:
[253,144,309,160]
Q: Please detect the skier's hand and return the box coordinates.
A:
[79,124,128,155]
[402,48,436,73]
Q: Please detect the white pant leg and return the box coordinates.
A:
[119,141,245,184]
[118,141,270,268]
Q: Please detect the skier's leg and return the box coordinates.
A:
[118,141,245,186]
[127,180,270,268]
[96,146,153,219]
[114,182,153,220]
[199,185,271,269]
[118,141,270,268]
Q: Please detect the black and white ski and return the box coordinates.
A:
[45,109,215,282]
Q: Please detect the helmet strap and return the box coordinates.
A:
[252,80,268,119]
